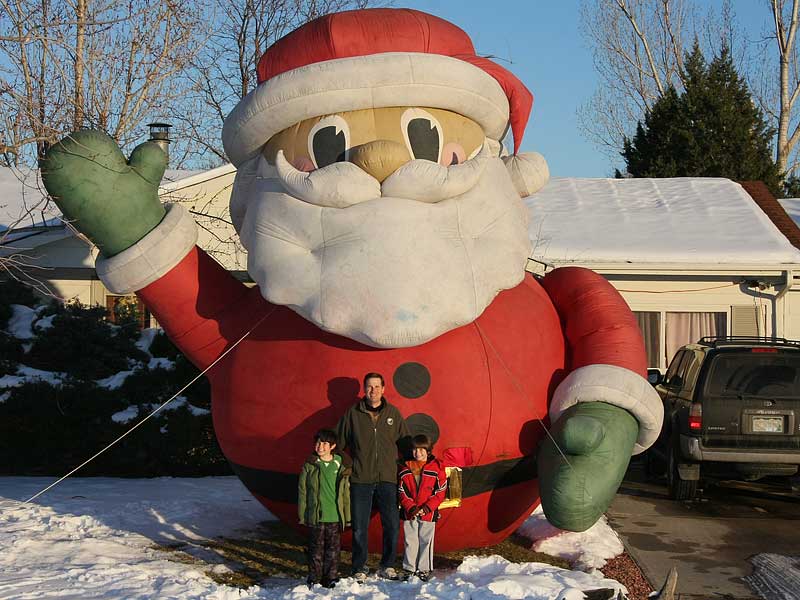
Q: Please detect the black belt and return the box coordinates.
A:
[229,454,537,504]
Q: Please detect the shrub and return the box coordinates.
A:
[0,277,40,328]
[0,331,23,376]
[26,301,147,379]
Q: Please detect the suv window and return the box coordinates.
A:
[664,350,685,387]
[683,349,702,391]
[666,350,692,389]
[704,352,800,397]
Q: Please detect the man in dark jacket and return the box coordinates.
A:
[336,372,410,581]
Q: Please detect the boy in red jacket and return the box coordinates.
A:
[397,434,448,581]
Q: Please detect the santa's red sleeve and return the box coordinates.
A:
[540,266,663,454]
[93,204,261,371]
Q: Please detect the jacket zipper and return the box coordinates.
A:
[374,425,378,470]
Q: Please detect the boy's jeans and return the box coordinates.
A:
[308,522,340,582]
[350,481,399,573]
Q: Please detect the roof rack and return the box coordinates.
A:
[697,336,800,348]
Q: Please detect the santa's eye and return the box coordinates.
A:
[308,115,350,169]
[401,109,442,163]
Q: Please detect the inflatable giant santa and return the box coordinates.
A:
[42,8,662,551]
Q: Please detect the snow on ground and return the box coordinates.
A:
[517,506,623,571]
[0,477,627,600]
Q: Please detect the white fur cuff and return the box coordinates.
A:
[549,364,663,455]
[96,203,197,294]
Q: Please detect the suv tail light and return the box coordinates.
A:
[689,403,702,431]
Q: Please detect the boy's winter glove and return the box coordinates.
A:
[40,130,167,257]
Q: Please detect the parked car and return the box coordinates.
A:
[648,336,800,500]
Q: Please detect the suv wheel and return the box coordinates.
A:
[668,436,698,500]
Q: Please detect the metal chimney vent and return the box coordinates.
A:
[146,122,172,163]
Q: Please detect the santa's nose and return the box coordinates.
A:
[348,139,410,182]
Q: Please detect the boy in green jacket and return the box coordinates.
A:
[298,429,351,588]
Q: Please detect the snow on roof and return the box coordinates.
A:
[0,166,201,229]
[525,177,800,266]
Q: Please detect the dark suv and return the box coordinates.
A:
[649,336,800,499]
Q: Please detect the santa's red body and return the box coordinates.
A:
[136,246,645,551]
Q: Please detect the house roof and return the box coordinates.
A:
[524,177,800,267]
[740,181,800,249]
[0,166,201,230]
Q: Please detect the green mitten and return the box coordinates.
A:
[40,130,167,257]
[538,402,638,531]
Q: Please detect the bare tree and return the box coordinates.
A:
[174,0,375,167]
[0,0,205,285]
[0,0,204,166]
[753,0,800,176]
[578,0,693,160]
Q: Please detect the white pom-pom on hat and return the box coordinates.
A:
[502,152,549,197]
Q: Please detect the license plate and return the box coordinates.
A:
[752,416,784,433]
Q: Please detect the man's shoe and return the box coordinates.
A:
[378,566,400,580]
[418,571,432,582]
[306,576,319,588]
[322,578,338,588]
[353,570,368,583]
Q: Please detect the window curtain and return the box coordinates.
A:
[666,312,726,366]
[634,311,660,368]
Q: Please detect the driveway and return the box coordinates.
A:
[607,460,800,599]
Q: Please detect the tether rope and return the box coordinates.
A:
[24,308,275,504]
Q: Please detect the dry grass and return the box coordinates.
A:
[154,520,570,588]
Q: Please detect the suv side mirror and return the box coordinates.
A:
[647,368,663,386]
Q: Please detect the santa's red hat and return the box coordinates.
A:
[223,8,533,166]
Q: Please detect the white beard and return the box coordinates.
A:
[230,150,531,348]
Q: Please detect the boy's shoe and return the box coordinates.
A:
[417,570,432,582]
[306,576,319,588]
[401,569,415,581]
[353,570,368,583]
[321,578,339,589]
[378,566,400,580]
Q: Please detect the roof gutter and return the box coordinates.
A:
[526,258,800,278]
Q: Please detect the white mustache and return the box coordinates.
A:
[273,145,489,208]
[275,151,380,208]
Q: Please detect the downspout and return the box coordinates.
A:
[773,269,794,336]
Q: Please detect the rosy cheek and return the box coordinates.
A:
[290,155,316,172]
[440,142,466,166]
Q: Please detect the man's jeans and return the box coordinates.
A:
[350,481,399,573]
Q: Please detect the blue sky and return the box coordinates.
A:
[401,1,775,178]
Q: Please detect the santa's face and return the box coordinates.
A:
[229,106,531,348]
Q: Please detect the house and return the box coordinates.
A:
[0,165,237,325]
[526,177,800,370]
[6,164,800,370]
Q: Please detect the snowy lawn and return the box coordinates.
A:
[0,477,628,599]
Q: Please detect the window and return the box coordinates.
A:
[664,350,685,386]
[635,310,728,371]
[666,312,726,367]
[106,295,151,329]
[634,312,661,369]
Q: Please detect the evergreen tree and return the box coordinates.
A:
[621,44,783,196]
